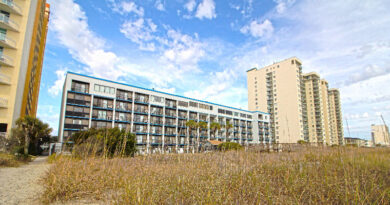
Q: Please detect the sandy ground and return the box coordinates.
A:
[0,156,50,205]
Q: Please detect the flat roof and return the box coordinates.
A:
[67,71,270,115]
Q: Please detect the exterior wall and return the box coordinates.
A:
[371,124,390,146]
[344,137,366,147]
[328,89,344,145]
[320,80,332,145]
[59,72,271,153]
[247,57,304,144]
[21,3,49,117]
[302,73,326,145]
[0,0,48,136]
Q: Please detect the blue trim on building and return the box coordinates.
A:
[65,116,89,119]
[150,104,163,108]
[91,118,113,122]
[93,106,113,111]
[115,120,131,123]
[116,98,133,103]
[67,71,270,115]
[64,128,81,131]
[66,103,90,108]
[94,94,114,100]
[68,90,91,96]
[134,122,148,125]
[134,111,148,115]
[115,109,132,113]
[165,115,177,119]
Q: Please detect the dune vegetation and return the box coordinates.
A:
[41,147,390,204]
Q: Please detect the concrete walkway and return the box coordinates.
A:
[0,156,50,205]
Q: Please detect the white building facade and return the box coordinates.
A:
[59,72,271,153]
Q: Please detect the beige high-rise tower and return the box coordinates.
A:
[247,57,305,144]
[0,0,50,137]
[371,124,389,146]
[328,89,344,145]
[247,57,344,145]
[320,79,332,145]
[302,73,326,144]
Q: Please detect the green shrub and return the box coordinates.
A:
[71,128,137,158]
[218,142,243,151]
[297,140,308,144]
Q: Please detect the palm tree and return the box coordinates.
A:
[225,121,233,141]
[14,116,52,155]
[210,122,221,140]
[186,120,198,153]
[197,121,208,151]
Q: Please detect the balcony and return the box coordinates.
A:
[0,97,7,108]
[0,73,11,84]
[0,53,13,67]
[0,0,22,15]
[0,13,19,31]
[0,33,16,48]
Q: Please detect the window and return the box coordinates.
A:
[151,95,163,103]
[95,84,115,95]
[178,101,188,107]
[189,101,198,108]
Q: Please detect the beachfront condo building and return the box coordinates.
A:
[371,124,389,146]
[247,57,344,145]
[58,72,271,154]
[247,57,305,144]
[0,0,50,137]
[328,89,344,145]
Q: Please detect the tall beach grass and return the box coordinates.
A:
[42,147,390,204]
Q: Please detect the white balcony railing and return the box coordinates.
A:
[0,13,19,31]
[0,53,13,67]
[0,97,8,108]
[0,73,11,84]
[0,0,22,15]
[0,33,16,48]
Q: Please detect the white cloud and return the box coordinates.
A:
[48,69,67,96]
[50,0,122,80]
[274,0,295,14]
[109,0,144,16]
[184,0,196,12]
[195,0,217,20]
[155,0,165,11]
[240,19,274,38]
[120,18,158,51]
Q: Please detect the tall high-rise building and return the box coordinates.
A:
[247,57,305,144]
[320,79,332,145]
[371,124,389,146]
[302,73,326,144]
[0,1,50,137]
[247,57,344,145]
[328,88,344,145]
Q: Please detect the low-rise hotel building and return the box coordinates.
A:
[59,72,271,153]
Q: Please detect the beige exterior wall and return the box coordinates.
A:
[328,89,344,145]
[247,57,304,144]
[371,124,389,146]
[302,73,326,144]
[0,0,48,136]
[320,80,332,145]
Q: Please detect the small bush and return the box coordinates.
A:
[297,140,308,144]
[0,152,31,167]
[218,142,243,151]
[71,128,137,158]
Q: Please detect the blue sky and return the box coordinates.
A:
[38,0,390,140]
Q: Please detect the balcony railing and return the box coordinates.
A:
[0,73,11,84]
[0,97,8,108]
[0,53,13,67]
[0,13,19,31]
[0,33,16,48]
[0,0,22,15]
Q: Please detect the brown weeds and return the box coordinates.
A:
[41,147,390,204]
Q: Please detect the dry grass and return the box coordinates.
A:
[0,152,31,167]
[42,147,390,204]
